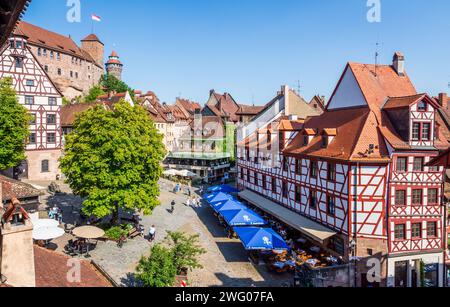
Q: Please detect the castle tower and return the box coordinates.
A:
[81,34,105,68]
[105,50,123,80]
[0,198,36,287]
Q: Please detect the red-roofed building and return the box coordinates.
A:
[0,30,64,181]
[12,21,105,99]
[237,53,448,287]
[203,90,241,123]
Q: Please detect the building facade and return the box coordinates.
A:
[0,33,63,181]
[13,21,104,99]
[237,54,448,287]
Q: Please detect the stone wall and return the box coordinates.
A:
[28,45,104,99]
[0,223,36,287]
[25,149,62,181]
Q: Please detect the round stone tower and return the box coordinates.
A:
[105,50,123,80]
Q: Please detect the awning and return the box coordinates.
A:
[238,190,337,243]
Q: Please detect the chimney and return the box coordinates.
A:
[439,93,448,109]
[393,52,405,76]
[283,85,291,116]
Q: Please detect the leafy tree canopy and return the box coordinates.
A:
[84,85,105,103]
[60,100,166,220]
[136,244,177,287]
[0,78,30,170]
[100,74,134,98]
[167,231,206,274]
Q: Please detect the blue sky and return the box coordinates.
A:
[23,0,450,105]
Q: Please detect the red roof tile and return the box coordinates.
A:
[15,21,94,62]
[81,34,103,45]
[0,175,41,202]
[34,247,113,287]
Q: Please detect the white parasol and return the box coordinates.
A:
[33,227,65,241]
[33,219,59,229]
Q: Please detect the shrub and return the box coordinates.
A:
[136,244,177,287]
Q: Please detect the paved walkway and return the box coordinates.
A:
[35,179,292,287]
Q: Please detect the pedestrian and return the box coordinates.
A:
[186,198,191,207]
[149,225,156,242]
[188,187,191,197]
[171,200,176,213]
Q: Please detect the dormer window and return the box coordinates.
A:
[16,41,23,49]
[303,135,309,146]
[417,101,427,112]
[322,136,329,148]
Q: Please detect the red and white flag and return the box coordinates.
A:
[91,14,102,22]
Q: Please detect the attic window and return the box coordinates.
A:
[417,101,427,112]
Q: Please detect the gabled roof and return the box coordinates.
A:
[207,91,240,122]
[0,175,41,202]
[383,94,440,110]
[81,33,103,45]
[284,107,390,162]
[278,119,304,131]
[61,102,104,127]
[339,62,417,116]
[236,104,265,116]
[15,21,86,60]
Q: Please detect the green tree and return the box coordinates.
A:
[0,78,30,170]
[84,85,105,103]
[100,74,134,98]
[136,244,177,287]
[167,231,206,274]
[60,100,166,222]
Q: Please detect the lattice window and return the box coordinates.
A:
[394,224,406,240]
[427,222,437,238]
[412,123,420,141]
[413,157,424,172]
[295,186,301,202]
[396,157,408,173]
[271,177,276,193]
[412,189,423,205]
[327,163,336,181]
[295,159,302,175]
[428,189,438,205]
[327,196,336,216]
[395,190,406,206]
[41,160,49,173]
[422,123,431,141]
[310,190,317,210]
[310,161,318,178]
[411,223,422,239]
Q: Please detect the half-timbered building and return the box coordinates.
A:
[237,53,449,287]
[0,32,63,181]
